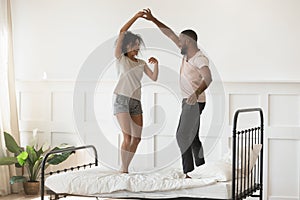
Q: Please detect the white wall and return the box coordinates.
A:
[11,0,300,82]
[10,0,300,199]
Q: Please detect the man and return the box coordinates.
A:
[143,9,212,178]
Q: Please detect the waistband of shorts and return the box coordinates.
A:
[115,94,141,102]
[182,98,206,104]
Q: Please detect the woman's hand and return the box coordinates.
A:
[144,57,159,81]
[148,57,158,64]
[142,8,155,21]
[134,10,145,19]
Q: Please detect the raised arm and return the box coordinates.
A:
[115,11,144,59]
[142,8,180,48]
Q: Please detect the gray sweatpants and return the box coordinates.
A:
[176,99,205,174]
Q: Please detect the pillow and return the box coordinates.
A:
[223,144,262,175]
[188,160,232,181]
[189,144,262,181]
[248,144,262,173]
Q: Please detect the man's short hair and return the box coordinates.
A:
[181,29,198,42]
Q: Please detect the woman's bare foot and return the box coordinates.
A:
[119,168,128,174]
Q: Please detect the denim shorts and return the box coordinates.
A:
[113,94,143,115]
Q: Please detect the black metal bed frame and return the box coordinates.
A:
[41,145,98,200]
[40,108,264,200]
[231,108,264,200]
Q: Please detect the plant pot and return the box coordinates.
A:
[23,181,40,195]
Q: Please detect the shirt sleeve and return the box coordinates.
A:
[194,55,209,69]
[194,55,212,83]
[116,54,126,63]
[140,59,148,70]
[199,66,212,83]
[116,54,126,75]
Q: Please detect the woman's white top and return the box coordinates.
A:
[113,55,148,100]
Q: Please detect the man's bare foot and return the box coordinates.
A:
[185,174,191,179]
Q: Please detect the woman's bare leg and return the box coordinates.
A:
[126,114,143,167]
[130,114,143,150]
[116,112,132,173]
[116,113,143,173]
[121,133,131,173]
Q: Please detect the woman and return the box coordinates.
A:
[113,11,159,173]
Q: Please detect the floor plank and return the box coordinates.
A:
[0,193,108,200]
[0,192,40,200]
[0,193,259,200]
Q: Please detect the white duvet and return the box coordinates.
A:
[45,166,217,195]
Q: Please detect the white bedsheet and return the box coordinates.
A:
[93,181,232,199]
[45,166,217,196]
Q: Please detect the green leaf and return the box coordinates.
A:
[47,147,75,165]
[16,151,28,166]
[26,146,37,164]
[0,157,18,165]
[9,176,27,184]
[4,132,22,154]
[36,146,44,158]
[30,158,42,181]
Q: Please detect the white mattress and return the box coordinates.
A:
[93,181,232,199]
[45,166,248,199]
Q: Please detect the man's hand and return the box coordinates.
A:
[186,92,198,105]
[142,8,155,21]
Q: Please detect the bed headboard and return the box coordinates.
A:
[232,108,264,200]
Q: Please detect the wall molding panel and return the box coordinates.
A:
[16,80,300,199]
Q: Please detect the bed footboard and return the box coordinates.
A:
[40,145,98,200]
[232,108,264,200]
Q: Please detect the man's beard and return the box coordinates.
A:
[181,46,187,55]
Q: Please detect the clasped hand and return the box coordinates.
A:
[186,92,198,105]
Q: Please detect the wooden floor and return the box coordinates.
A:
[0,193,259,200]
[0,194,128,200]
[0,193,101,200]
[0,193,40,200]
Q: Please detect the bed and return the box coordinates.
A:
[41,108,264,200]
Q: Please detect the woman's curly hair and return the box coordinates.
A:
[121,31,145,56]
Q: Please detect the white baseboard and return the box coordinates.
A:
[269,196,299,200]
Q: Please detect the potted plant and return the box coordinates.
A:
[0,131,74,195]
